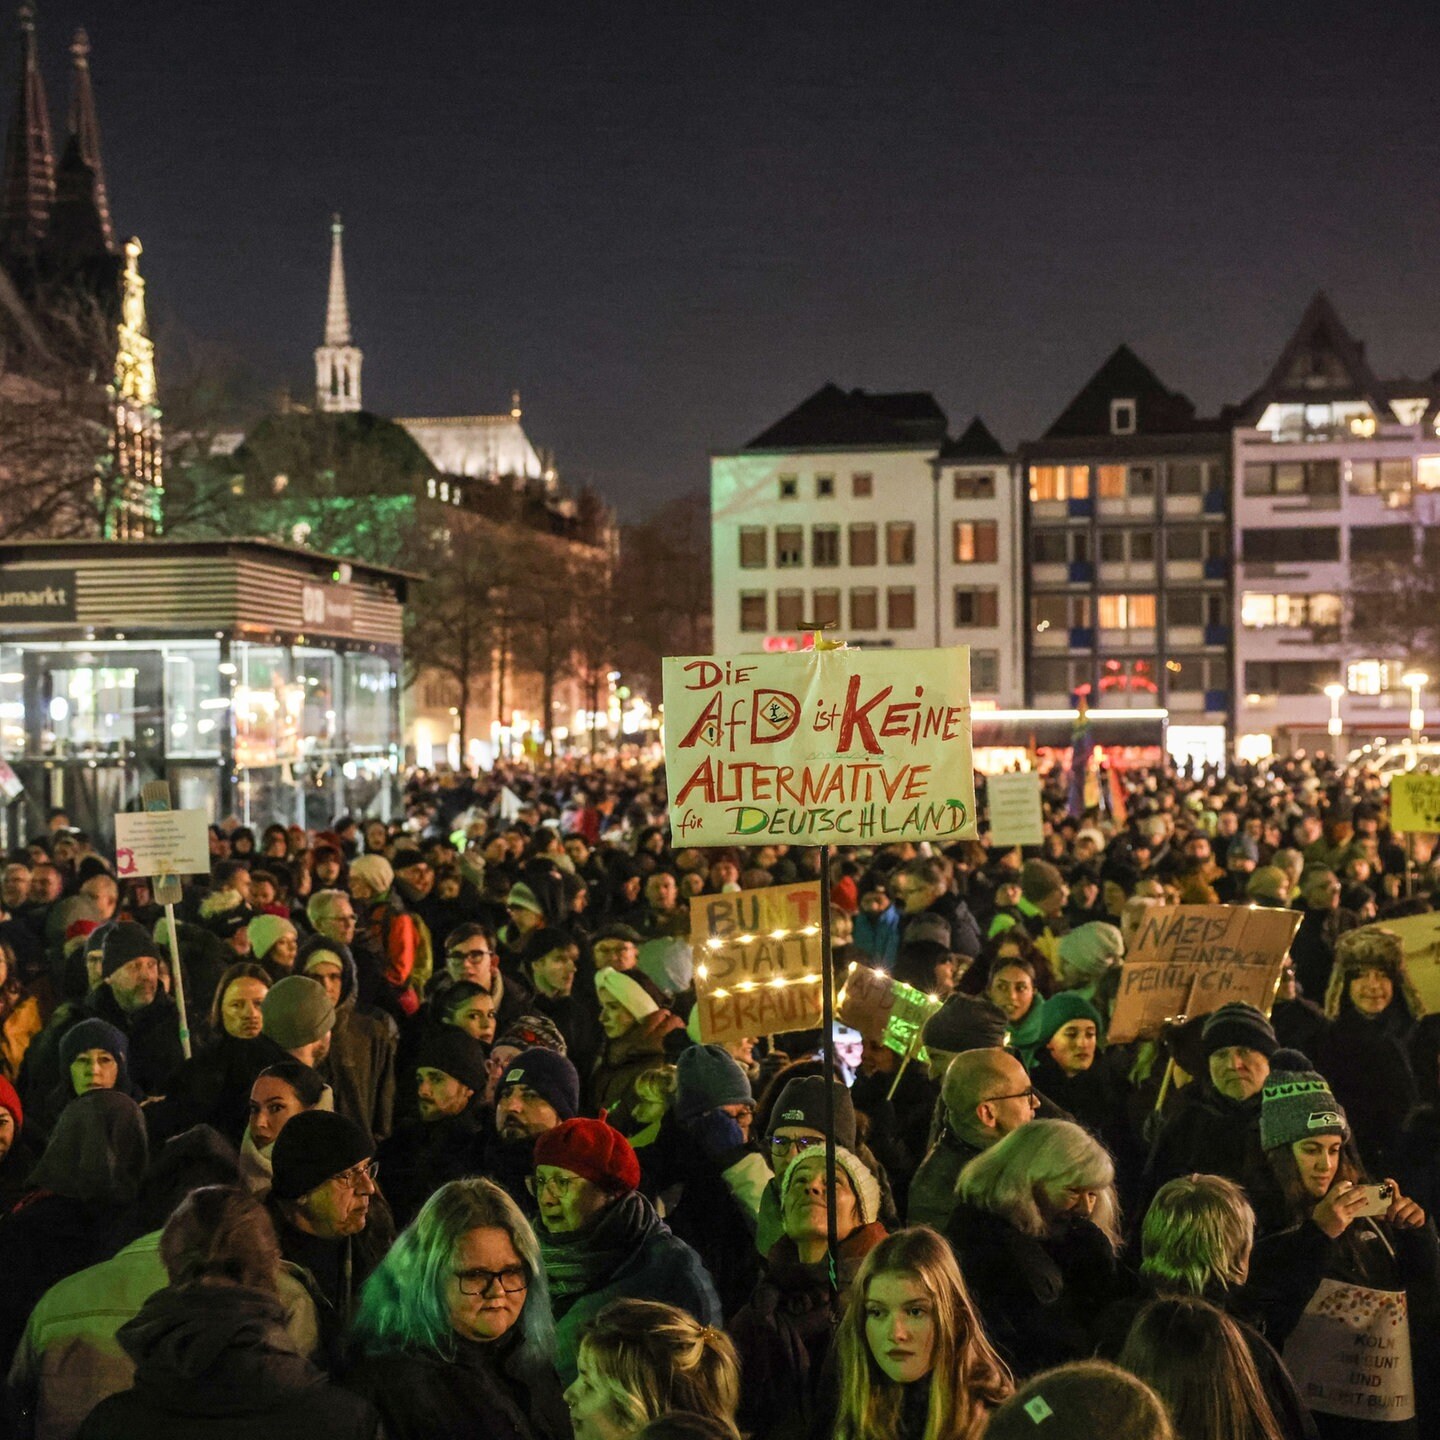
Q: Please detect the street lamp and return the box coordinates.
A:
[1323,681,1345,740]
[1401,670,1429,746]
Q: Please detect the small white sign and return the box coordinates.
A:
[986,771,1044,847]
[115,809,210,879]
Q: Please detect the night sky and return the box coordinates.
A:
[17,1,1440,515]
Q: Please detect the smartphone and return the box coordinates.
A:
[1351,1183,1394,1217]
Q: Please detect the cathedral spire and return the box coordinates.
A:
[62,26,112,249]
[315,212,362,412]
[0,3,56,256]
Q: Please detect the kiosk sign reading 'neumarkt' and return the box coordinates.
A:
[663,646,977,846]
[0,568,77,623]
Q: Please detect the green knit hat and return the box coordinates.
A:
[1035,991,1103,1048]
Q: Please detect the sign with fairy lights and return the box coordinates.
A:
[837,963,943,1060]
[1107,903,1301,1044]
[663,647,976,846]
[689,882,825,1044]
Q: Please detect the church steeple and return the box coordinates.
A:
[314,212,362,412]
[60,26,112,249]
[0,3,56,256]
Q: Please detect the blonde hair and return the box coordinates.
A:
[834,1228,1011,1440]
[956,1119,1120,1248]
[631,1065,678,1126]
[580,1299,741,1440]
[1140,1175,1253,1294]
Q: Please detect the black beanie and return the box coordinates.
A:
[416,1027,489,1094]
[1201,1002,1278,1059]
[498,1046,580,1120]
[101,921,160,979]
[923,993,1009,1053]
[270,1110,373,1201]
[767,1075,856,1150]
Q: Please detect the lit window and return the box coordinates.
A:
[1347,660,1386,696]
[1097,594,1156,629]
[1097,465,1126,498]
[1417,457,1440,490]
[886,523,916,565]
[953,520,998,563]
[1029,465,1091,502]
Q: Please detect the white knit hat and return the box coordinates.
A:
[349,855,394,893]
[594,966,659,1021]
[780,1143,881,1226]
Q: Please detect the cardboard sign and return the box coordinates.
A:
[1107,903,1301,1044]
[689,882,825,1044]
[114,809,210,880]
[1390,772,1440,834]
[663,647,976,847]
[986,771,1044,846]
[1355,913,1440,1013]
[837,963,942,1058]
[1283,1279,1415,1423]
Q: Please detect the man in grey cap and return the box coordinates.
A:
[261,974,335,1071]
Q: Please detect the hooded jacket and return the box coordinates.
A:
[589,1008,683,1122]
[74,1283,378,1440]
[300,938,397,1144]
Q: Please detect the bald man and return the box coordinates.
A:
[906,1048,1040,1228]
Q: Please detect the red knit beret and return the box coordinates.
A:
[532,1117,640,1194]
[0,1075,22,1129]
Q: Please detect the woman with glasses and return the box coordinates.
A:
[346,1177,569,1440]
[831,1227,1012,1440]
[946,1119,1122,1379]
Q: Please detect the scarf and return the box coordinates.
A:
[541,1190,661,1310]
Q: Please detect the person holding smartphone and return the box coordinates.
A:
[1247,1068,1439,1438]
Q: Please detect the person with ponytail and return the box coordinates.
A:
[832,1227,1011,1440]
[563,1298,741,1440]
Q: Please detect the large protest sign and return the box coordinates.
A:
[1355,914,1440,1012]
[1390,772,1440,834]
[663,647,976,847]
[838,963,942,1059]
[986,771,1044,846]
[1107,903,1301,1044]
[689,882,825,1044]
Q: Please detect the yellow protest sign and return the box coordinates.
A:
[689,882,825,1044]
[1390,772,1440,834]
[1107,904,1301,1044]
[662,647,976,847]
[837,963,942,1058]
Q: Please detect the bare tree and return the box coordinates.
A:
[1348,554,1440,674]
[0,374,111,538]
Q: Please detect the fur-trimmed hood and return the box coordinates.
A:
[1323,926,1426,1021]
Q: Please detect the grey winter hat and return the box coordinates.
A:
[1260,1069,1349,1151]
[261,974,335,1049]
[675,1044,752,1124]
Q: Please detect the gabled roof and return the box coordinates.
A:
[743,382,947,450]
[939,416,1007,460]
[1042,344,1200,439]
[1235,290,1389,423]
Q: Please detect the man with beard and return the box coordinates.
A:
[485,1046,580,1213]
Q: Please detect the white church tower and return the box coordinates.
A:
[314,213,362,412]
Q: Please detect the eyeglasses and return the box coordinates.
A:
[981,1087,1039,1107]
[332,1160,380,1190]
[767,1134,823,1157]
[528,1171,585,1198]
[453,1265,528,1296]
[330,912,357,926]
[449,947,495,962]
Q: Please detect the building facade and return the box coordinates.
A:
[710,383,1023,705]
[1231,293,1440,757]
[1019,346,1231,766]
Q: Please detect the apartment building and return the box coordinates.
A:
[710,384,1024,704]
[1232,293,1440,757]
[1019,347,1232,764]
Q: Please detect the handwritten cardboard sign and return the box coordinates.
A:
[986,771,1044,846]
[663,648,976,847]
[114,809,210,880]
[1107,903,1301,1044]
[1390,772,1440,834]
[837,963,943,1058]
[1354,913,1440,1013]
[689,882,825,1044]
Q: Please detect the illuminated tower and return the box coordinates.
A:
[0,2,55,255]
[314,213,363,412]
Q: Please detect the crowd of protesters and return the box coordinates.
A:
[0,751,1435,1439]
